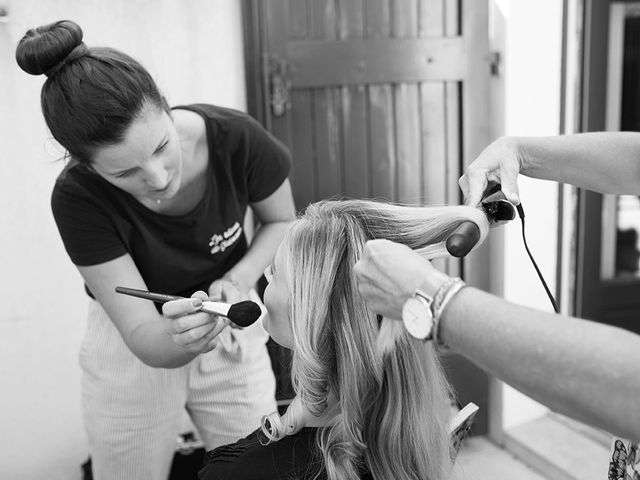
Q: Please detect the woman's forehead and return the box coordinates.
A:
[91,108,169,170]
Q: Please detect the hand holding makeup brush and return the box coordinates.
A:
[163,291,230,354]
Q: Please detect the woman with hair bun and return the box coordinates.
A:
[171,199,490,480]
[16,20,296,480]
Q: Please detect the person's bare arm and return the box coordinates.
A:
[355,239,640,441]
[209,179,296,300]
[79,255,224,368]
[460,132,640,207]
[440,287,640,441]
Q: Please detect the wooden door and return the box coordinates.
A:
[243,0,492,433]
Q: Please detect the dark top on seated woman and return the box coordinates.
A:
[199,427,373,480]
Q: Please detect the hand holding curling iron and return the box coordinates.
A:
[459,136,525,208]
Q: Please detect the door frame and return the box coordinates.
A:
[576,0,640,332]
[242,0,269,126]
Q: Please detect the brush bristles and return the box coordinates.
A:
[227,301,262,327]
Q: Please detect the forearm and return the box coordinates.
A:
[78,257,210,369]
[223,220,292,289]
[439,287,640,440]
[512,132,640,194]
[129,319,197,368]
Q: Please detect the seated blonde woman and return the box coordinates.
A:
[166,199,489,480]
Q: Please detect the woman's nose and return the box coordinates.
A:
[143,161,168,189]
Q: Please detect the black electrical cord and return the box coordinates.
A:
[516,203,559,313]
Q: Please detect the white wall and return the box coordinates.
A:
[0,2,245,479]
[490,0,564,429]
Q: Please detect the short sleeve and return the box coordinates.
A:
[51,177,128,266]
[243,116,292,203]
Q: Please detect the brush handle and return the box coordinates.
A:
[115,288,232,313]
[115,286,184,303]
[115,286,259,327]
[116,287,233,330]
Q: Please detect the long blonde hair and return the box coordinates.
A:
[261,199,489,480]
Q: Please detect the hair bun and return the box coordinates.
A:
[15,20,83,76]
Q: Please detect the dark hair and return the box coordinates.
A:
[15,20,169,164]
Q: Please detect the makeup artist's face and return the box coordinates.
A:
[263,246,294,349]
[90,103,183,203]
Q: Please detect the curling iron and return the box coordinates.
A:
[445,181,558,313]
[446,182,516,258]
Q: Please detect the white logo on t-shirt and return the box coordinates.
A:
[209,222,242,255]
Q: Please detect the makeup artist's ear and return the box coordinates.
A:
[81,162,98,174]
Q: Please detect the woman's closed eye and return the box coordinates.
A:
[154,140,169,154]
[115,168,137,178]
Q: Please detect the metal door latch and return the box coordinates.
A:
[489,51,501,76]
[267,55,291,117]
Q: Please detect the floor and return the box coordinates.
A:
[454,412,612,480]
[453,435,549,480]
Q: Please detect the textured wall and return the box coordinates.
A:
[0,2,244,478]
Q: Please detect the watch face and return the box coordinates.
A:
[402,297,434,340]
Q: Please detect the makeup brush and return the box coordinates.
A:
[115,286,262,327]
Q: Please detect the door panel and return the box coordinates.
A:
[260,0,479,210]
[244,0,492,433]
[343,86,369,199]
[395,84,422,203]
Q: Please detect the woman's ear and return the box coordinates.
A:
[161,95,171,116]
[82,162,97,174]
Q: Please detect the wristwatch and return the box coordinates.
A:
[402,289,434,340]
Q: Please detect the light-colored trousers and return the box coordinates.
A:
[80,300,276,480]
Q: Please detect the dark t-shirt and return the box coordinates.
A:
[199,427,373,480]
[51,104,291,299]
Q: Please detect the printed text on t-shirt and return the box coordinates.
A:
[209,222,242,255]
